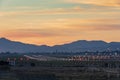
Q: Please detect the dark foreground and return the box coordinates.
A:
[13,67,120,80]
[0,62,120,80]
[0,67,120,80]
[0,53,120,80]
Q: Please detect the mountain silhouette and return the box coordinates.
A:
[0,37,119,53]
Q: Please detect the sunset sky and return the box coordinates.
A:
[0,0,120,46]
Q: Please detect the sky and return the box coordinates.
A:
[0,0,120,46]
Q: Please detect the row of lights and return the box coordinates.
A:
[69,55,120,61]
[6,57,30,61]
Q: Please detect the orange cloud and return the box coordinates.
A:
[65,0,120,6]
[66,18,120,31]
[2,18,120,40]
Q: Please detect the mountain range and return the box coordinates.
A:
[0,38,120,53]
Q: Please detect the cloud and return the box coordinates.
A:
[4,18,119,39]
[92,25,120,30]
[0,7,120,19]
[0,7,83,17]
[65,0,120,7]
[68,24,120,31]
[3,28,72,38]
[65,18,120,31]
[9,6,37,10]
[3,29,59,38]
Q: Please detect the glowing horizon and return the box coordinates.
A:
[0,0,120,46]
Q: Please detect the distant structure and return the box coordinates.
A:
[9,61,16,66]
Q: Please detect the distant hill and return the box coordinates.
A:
[0,38,119,53]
